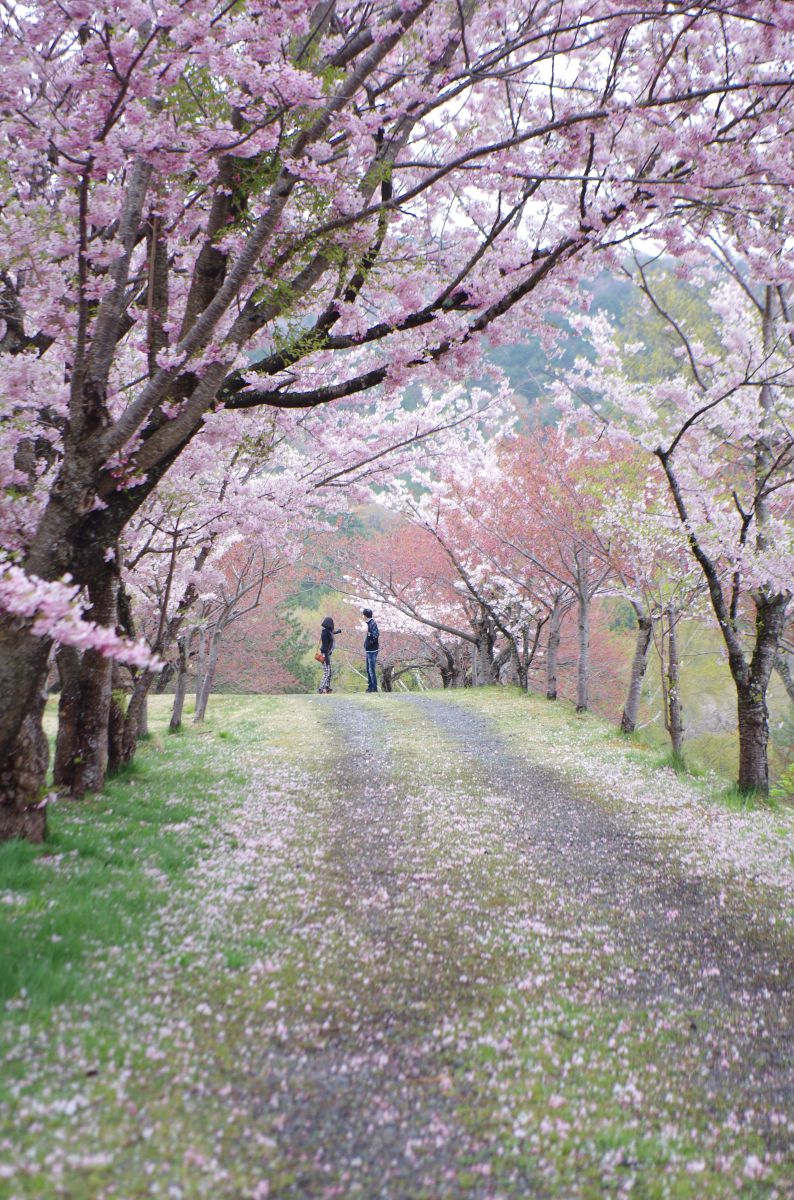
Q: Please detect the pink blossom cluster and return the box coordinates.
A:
[0,562,160,668]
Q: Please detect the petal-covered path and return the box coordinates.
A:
[2,692,793,1199]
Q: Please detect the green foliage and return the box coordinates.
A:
[167,64,232,128]
[770,764,794,803]
[608,597,638,633]
[615,265,724,385]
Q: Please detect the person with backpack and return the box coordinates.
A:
[318,616,340,694]
[362,608,379,693]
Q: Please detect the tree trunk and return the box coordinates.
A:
[472,622,498,686]
[0,690,48,842]
[194,630,222,723]
[774,653,794,704]
[121,670,155,765]
[54,567,118,798]
[661,605,684,758]
[575,588,589,713]
[0,615,52,830]
[737,685,771,795]
[193,628,208,712]
[734,595,789,793]
[439,656,459,688]
[169,639,190,732]
[155,661,175,694]
[520,625,530,692]
[620,608,653,734]
[106,664,127,775]
[546,598,562,701]
[381,664,394,692]
[53,646,82,787]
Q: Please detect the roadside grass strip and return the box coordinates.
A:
[0,695,318,1197]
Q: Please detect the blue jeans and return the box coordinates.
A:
[365,650,378,691]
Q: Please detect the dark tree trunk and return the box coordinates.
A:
[53,567,118,798]
[155,661,175,694]
[472,621,498,686]
[735,595,789,793]
[381,664,394,692]
[439,663,459,688]
[121,671,155,765]
[737,685,771,795]
[169,638,189,731]
[106,664,127,776]
[519,625,530,692]
[0,690,48,842]
[0,617,52,831]
[438,646,460,689]
[774,653,794,704]
[620,609,653,734]
[193,628,208,713]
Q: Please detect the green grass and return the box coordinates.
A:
[0,695,267,1013]
[0,754,214,1010]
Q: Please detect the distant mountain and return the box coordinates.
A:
[485,271,636,423]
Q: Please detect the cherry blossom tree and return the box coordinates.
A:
[564,262,794,792]
[447,430,617,707]
[2,0,794,834]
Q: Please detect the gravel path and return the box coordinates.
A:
[233,694,794,1197]
[229,697,501,1198]
[404,695,794,1115]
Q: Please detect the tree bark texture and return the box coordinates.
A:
[774,653,794,704]
[121,671,155,765]
[0,690,48,842]
[546,598,562,701]
[106,664,127,776]
[0,616,52,820]
[193,629,208,716]
[194,630,222,723]
[169,639,189,732]
[53,646,82,788]
[737,686,771,796]
[620,609,653,734]
[575,586,589,713]
[52,567,118,798]
[471,618,498,686]
[735,596,789,793]
[663,605,684,758]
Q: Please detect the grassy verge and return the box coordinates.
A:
[1,698,251,1014]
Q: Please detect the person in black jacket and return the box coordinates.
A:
[362,608,379,693]
[318,616,340,693]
